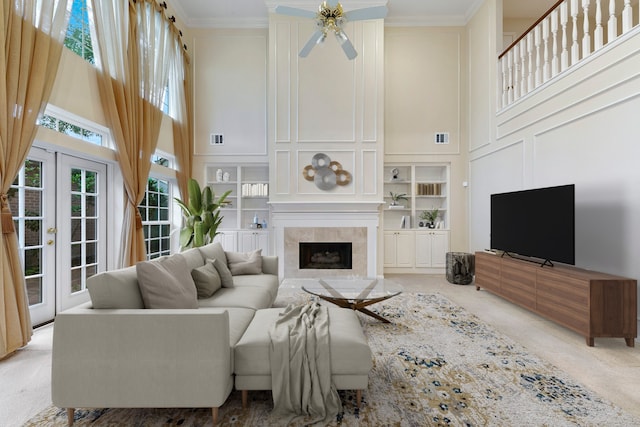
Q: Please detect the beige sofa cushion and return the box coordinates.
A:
[234,307,372,377]
[197,287,272,310]
[231,274,280,304]
[87,266,144,309]
[136,255,198,309]
[198,242,227,266]
[212,257,234,288]
[180,247,205,270]
[226,249,262,275]
[191,260,222,298]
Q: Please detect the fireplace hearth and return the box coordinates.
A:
[299,242,352,270]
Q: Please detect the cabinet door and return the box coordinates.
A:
[414,232,433,268]
[395,232,414,267]
[383,232,398,267]
[238,231,270,255]
[213,231,237,251]
[430,231,449,267]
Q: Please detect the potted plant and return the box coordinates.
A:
[419,208,439,228]
[389,192,408,207]
[174,178,232,248]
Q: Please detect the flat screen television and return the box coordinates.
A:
[490,184,575,266]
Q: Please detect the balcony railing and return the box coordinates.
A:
[498,0,639,109]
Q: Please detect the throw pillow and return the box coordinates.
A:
[225,249,263,275]
[212,257,234,288]
[136,255,198,309]
[191,260,222,299]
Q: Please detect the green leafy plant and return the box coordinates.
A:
[389,192,408,205]
[420,208,439,222]
[174,178,231,249]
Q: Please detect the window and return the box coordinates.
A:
[139,177,172,260]
[65,0,95,64]
[39,114,103,146]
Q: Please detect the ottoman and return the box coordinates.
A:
[234,306,372,408]
[446,252,475,285]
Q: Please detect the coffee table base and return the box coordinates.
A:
[315,294,393,323]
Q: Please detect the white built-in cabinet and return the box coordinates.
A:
[206,164,270,254]
[383,231,414,268]
[383,163,450,273]
[415,231,448,268]
[238,230,270,255]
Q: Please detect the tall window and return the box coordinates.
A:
[65,0,94,64]
[139,177,171,260]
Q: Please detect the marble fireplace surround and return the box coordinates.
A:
[270,202,381,279]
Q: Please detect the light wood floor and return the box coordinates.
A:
[1,274,638,426]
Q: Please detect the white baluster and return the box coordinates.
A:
[608,0,618,42]
[571,0,580,65]
[520,38,528,96]
[501,56,508,108]
[561,1,569,71]
[513,44,521,100]
[582,0,591,57]
[594,0,603,49]
[543,17,551,82]
[535,25,542,87]
[507,50,514,105]
[622,0,632,33]
[527,32,535,92]
[551,10,560,76]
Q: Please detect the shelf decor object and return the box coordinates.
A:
[302,153,352,190]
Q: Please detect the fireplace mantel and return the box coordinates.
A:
[270,201,382,278]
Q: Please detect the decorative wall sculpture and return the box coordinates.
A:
[302,153,352,190]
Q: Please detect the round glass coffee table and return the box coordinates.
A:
[298,277,403,323]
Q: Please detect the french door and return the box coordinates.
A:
[12,148,108,325]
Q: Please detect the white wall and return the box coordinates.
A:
[468,1,640,323]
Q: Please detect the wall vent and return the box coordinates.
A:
[435,132,449,144]
[210,133,224,145]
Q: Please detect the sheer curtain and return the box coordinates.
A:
[0,0,71,359]
[91,0,174,266]
[169,39,193,200]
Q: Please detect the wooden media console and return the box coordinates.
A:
[475,251,637,347]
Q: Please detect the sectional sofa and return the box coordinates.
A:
[51,242,373,426]
[51,242,279,425]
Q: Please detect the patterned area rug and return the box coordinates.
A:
[26,292,638,426]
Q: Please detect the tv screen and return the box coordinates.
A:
[490,184,575,265]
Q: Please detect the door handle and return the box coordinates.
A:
[47,240,54,245]
[47,227,57,234]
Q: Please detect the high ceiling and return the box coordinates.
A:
[171,0,557,28]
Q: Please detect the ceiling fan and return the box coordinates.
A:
[275,1,388,60]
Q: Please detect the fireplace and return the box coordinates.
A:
[299,242,352,270]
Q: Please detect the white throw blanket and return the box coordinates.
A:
[269,302,342,425]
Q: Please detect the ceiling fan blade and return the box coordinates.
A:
[344,6,388,22]
[274,5,317,19]
[336,31,357,60]
[300,30,325,58]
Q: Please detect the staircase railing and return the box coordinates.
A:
[498,0,639,109]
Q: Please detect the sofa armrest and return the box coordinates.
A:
[261,256,278,276]
[52,307,233,409]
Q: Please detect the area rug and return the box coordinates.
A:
[25,292,639,426]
